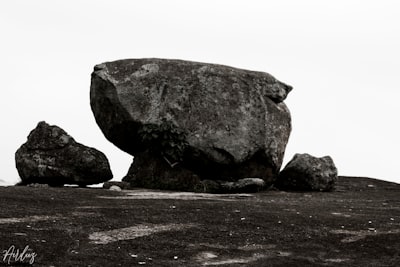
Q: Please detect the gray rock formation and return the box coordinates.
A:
[90,58,292,191]
[15,121,113,186]
[276,153,338,191]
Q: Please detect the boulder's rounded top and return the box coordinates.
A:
[92,58,292,102]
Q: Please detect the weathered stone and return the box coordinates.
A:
[15,121,113,186]
[276,153,338,191]
[193,178,265,193]
[103,181,131,190]
[91,58,292,190]
[109,185,122,191]
[26,183,49,188]
[228,178,266,193]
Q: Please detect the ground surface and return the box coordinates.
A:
[0,176,399,266]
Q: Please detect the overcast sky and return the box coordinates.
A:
[1,0,399,185]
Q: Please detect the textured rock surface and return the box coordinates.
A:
[15,121,113,186]
[276,153,338,191]
[91,58,292,190]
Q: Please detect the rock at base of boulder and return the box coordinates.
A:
[275,153,338,191]
[15,121,113,186]
[123,151,267,193]
[103,181,131,190]
[122,151,201,192]
[195,178,266,193]
[109,185,122,191]
[26,183,50,188]
[122,149,276,193]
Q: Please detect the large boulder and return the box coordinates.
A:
[15,121,113,186]
[90,58,292,191]
[275,153,338,191]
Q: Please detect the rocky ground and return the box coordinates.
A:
[0,176,399,266]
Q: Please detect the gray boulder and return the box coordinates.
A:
[90,58,292,191]
[276,153,338,191]
[15,121,113,186]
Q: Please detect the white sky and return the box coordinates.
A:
[1,0,399,185]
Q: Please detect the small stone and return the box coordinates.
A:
[276,153,338,191]
[103,181,131,190]
[205,178,266,193]
[109,185,122,191]
[173,256,178,260]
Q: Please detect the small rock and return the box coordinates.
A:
[109,185,122,191]
[26,183,49,188]
[233,178,266,193]
[196,178,265,193]
[275,153,338,191]
[103,181,131,190]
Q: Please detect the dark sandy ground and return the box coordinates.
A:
[0,176,399,266]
